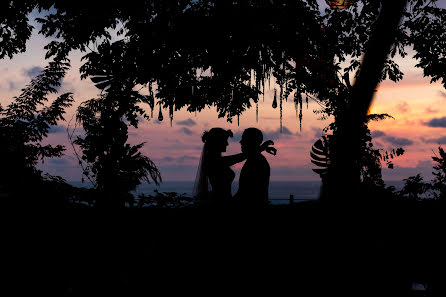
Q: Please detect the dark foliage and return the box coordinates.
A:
[431,146,446,199]
[72,40,162,208]
[27,0,444,123]
[136,190,194,208]
[3,1,445,128]
[311,113,405,196]
[383,146,446,201]
[398,173,431,200]
[0,59,74,206]
[0,1,36,59]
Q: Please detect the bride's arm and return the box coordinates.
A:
[221,153,246,167]
[221,140,277,166]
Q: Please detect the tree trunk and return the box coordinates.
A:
[324,0,408,205]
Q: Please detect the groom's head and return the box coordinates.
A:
[240,128,263,154]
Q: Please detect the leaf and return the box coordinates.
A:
[310,136,330,178]
[311,159,329,168]
[312,168,328,175]
[310,151,328,162]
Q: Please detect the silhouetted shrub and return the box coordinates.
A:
[397,174,431,201]
[431,146,446,200]
[136,190,194,208]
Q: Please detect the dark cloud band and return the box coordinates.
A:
[424,117,446,128]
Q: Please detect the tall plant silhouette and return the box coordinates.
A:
[431,146,446,200]
[0,59,73,205]
[73,40,161,208]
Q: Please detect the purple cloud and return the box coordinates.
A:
[7,80,17,91]
[176,118,197,127]
[423,136,446,144]
[47,158,70,166]
[48,125,66,134]
[371,130,386,138]
[382,160,434,182]
[383,136,414,146]
[230,126,293,143]
[424,117,446,128]
[24,66,43,78]
[179,127,194,135]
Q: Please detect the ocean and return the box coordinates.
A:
[135,181,323,205]
[68,180,406,205]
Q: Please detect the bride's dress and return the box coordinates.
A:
[193,147,235,205]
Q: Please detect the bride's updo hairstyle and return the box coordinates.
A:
[202,128,233,147]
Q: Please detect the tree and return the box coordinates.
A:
[431,146,446,200]
[73,41,162,208]
[0,59,73,206]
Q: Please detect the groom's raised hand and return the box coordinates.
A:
[266,147,277,156]
[260,140,277,156]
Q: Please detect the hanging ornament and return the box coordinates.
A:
[295,101,298,118]
[256,102,259,123]
[249,70,252,87]
[158,103,163,122]
[149,82,154,118]
[169,103,173,127]
[237,114,240,127]
[191,85,194,96]
[299,96,303,132]
[285,79,288,102]
[294,92,301,119]
[280,86,283,133]
[272,88,277,109]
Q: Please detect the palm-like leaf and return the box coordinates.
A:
[90,75,113,90]
[310,136,330,178]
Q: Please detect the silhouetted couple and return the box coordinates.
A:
[193,127,276,207]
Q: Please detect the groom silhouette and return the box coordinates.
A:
[233,128,270,207]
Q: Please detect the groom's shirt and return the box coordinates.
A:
[234,153,270,206]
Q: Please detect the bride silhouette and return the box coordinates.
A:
[193,128,276,206]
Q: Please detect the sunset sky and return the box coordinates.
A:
[1,0,446,184]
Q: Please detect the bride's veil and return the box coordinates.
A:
[192,143,209,201]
